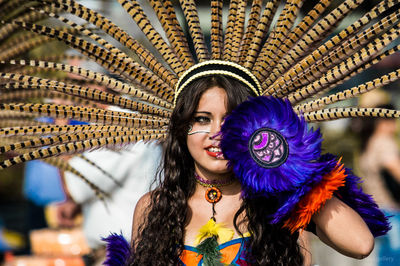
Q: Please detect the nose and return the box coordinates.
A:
[209,120,222,140]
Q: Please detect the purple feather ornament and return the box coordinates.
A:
[270,155,338,224]
[221,96,323,195]
[102,233,131,266]
[221,96,390,235]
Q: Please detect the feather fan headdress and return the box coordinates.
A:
[0,0,398,234]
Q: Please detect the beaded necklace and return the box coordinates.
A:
[193,172,236,264]
[194,172,234,221]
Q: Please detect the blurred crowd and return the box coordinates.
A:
[0,140,161,265]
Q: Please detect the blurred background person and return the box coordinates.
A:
[358,98,400,266]
[56,141,162,265]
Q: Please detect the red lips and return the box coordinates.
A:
[205,145,223,158]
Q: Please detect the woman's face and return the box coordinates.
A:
[187,86,230,177]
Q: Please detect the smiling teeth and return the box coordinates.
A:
[208,147,221,152]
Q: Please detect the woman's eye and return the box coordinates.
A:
[194,116,210,124]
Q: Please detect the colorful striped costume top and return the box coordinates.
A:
[180,237,251,265]
[103,234,252,266]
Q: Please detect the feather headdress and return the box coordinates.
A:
[0,0,398,233]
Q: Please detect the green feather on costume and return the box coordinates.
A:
[196,236,224,266]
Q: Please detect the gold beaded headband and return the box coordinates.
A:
[174,60,262,106]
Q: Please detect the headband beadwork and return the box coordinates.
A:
[174,60,262,106]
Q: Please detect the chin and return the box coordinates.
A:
[209,158,228,167]
[212,167,230,174]
[195,160,230,175]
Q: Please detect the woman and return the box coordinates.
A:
[0,1,395,265]
[128,75,375,265]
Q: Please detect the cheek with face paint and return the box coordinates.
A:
[186,131,229,175]
[186,87,231,175]
[188,124,211,135]
[188,116,212,135]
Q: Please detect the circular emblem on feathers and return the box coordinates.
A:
[249,128,289,168]
[220,96,323,194]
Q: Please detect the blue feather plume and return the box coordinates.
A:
[102,233,131,266]
[221,96,323,195]
[221,97,390,236]
[271,155,338,223]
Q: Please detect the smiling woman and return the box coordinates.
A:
[0,0,398,265]
[187,86,230,175]
[125,70,379,265]
[131,75,270,265]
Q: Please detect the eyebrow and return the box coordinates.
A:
[194,111,211,115]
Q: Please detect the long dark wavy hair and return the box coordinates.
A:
[132,76,304,265]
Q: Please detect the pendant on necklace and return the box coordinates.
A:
[205,187,222,203]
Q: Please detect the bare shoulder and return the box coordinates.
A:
[131,191,153,245]
[135,192,152,213]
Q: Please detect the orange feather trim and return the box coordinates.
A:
[283,160,346,233]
